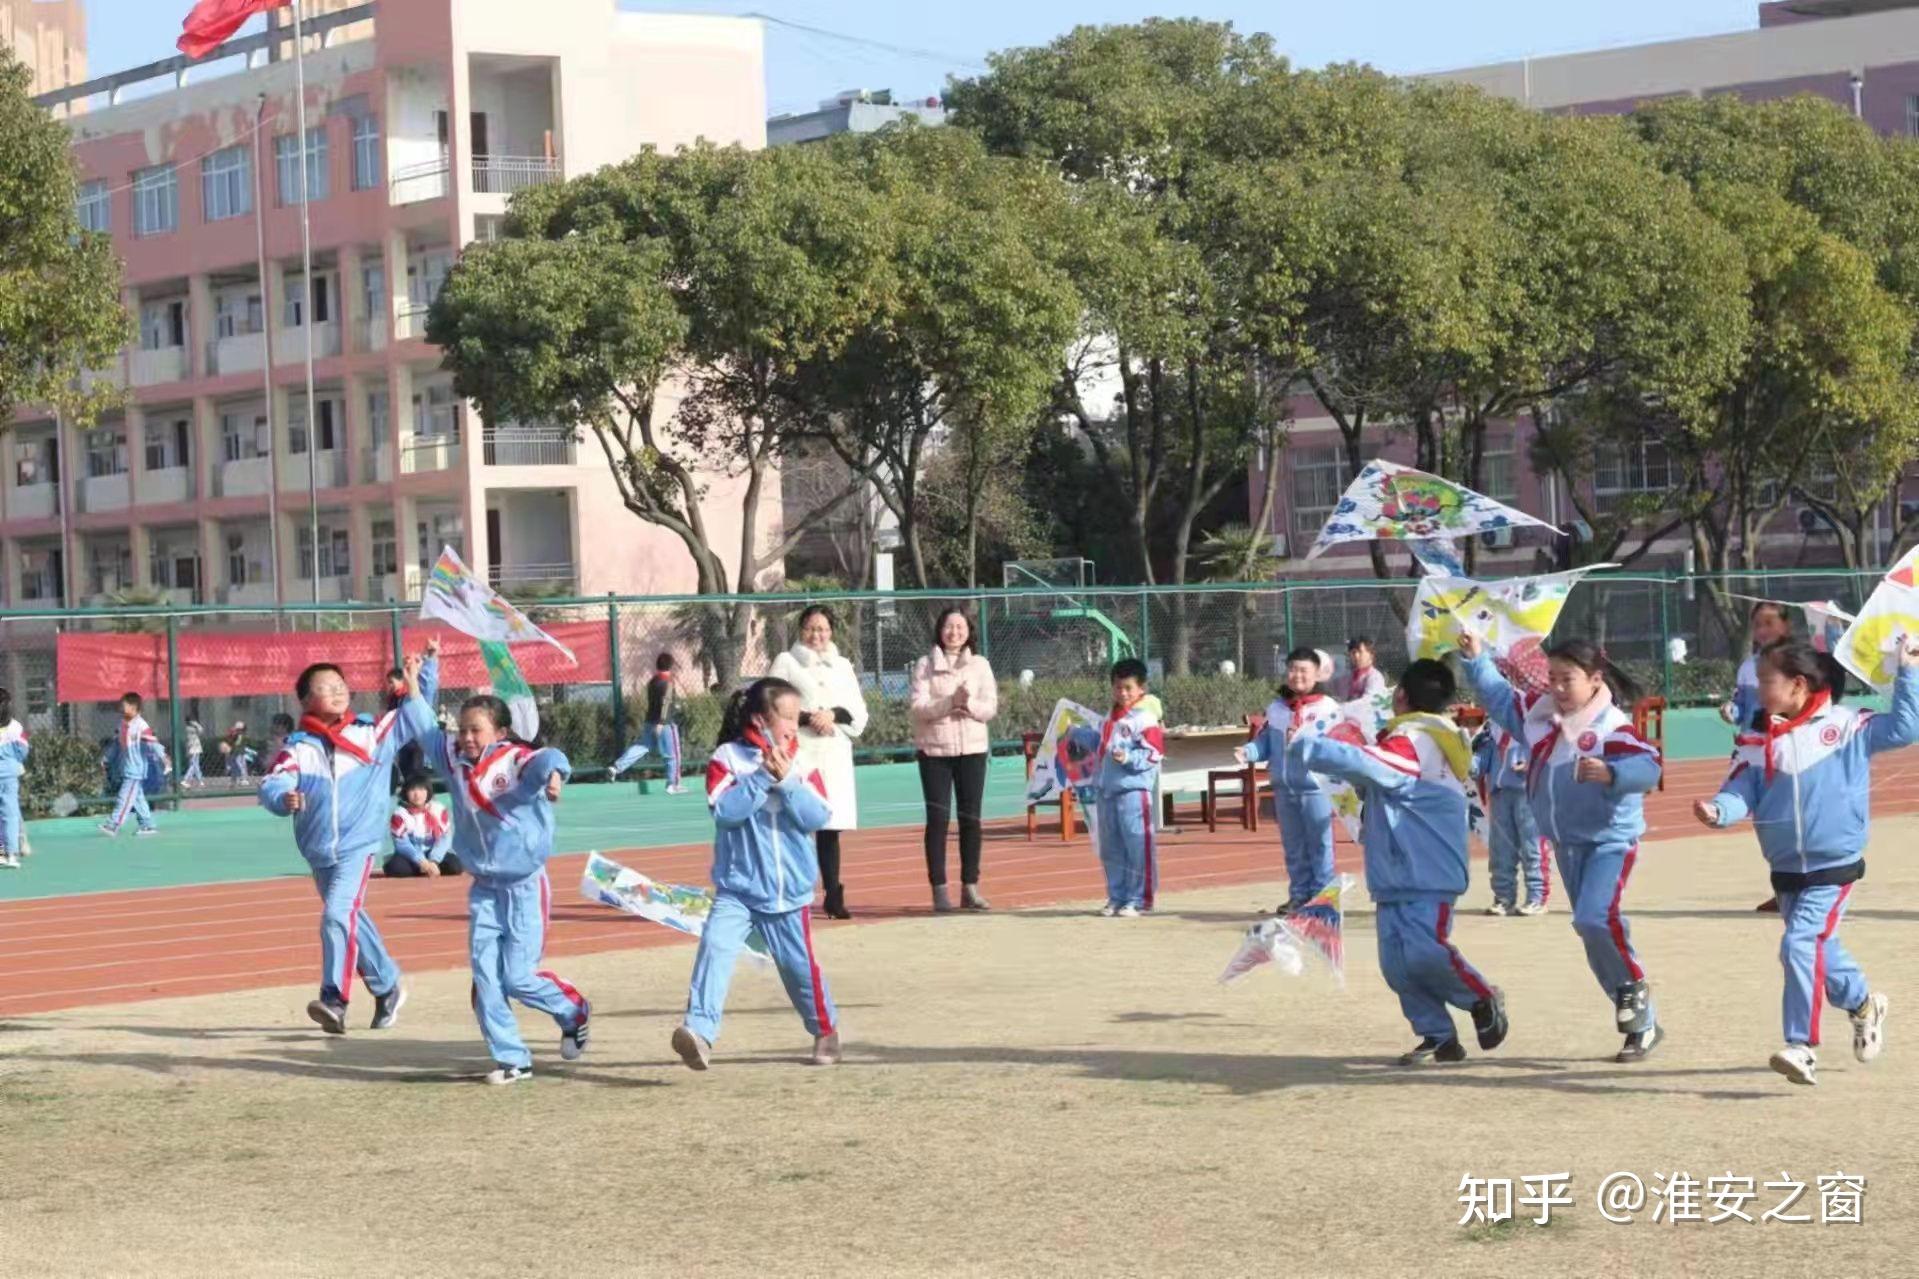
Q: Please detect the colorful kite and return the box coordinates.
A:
[1306,460,1559,560]
[580,852,770,964]
[1722,593,1854,656]
[1834,548,1919,692]
[421,545,577,661]
[479,640,540,741]
[1409,538,1466,579]
[1024,698,1104,805]
[1219,875,1355,986]
[1408,567,1607,695]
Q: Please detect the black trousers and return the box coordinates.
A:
[816,829,843,894]
[383,851,464,878]
[918,752,987,886]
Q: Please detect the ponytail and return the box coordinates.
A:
[716,677,801,748]
[1546,638,1640,706]
[1760,640,1848,705]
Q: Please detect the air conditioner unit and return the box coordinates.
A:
[1797,508,1835,537]
[1270,533,1290,559]
[1479,527,1515,550]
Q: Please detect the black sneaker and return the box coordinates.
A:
[306,999,347,1035]
[1616,1023,1665,1063]
[560,998,590,1061]
[1272,902,1295,918]
[1398,1036,1467,1066]
[1471,988,1510,1051]
[371,982,407,1030]
[1614,980,1652,1035]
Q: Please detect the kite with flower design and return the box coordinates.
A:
[1306,460,1559,560]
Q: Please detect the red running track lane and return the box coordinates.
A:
[4,758,1917,1017]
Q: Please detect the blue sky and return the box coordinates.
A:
[96,1,1761,116]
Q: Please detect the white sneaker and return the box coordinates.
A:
[1516,900,1547,916]
[97,823,119,839]
[1097,903,1119,918]
[1484,901,1513,917]
[485,1064,532,1085]
[1852,992,1889,1064]
[0,852,18,869]
[1115,904,1142,918]
[1770,1043,1818,1086]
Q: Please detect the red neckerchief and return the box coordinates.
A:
[460,740,520,817]
[1762,690,1831,783]
[299,713,373,765]
[1347,668,1372,700]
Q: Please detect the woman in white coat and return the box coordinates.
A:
[769,605,869,919]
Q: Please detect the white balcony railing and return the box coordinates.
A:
[471,155,561,195]
[130,345,187,386]
[489,561,577,593]
[365,565,424,603]
[390,157,450,205]
[279,448,347,490]
[394,304,429,341]
[209,331,265,376]
[482,424,576,466]
[9,483,57,520]
[363,446,393,484]
[274,321,341,364]
[400,436,461,474]
[219,582,278,607]
[79,472,130,513]
[142,466,193,505]
[216,455,273,498]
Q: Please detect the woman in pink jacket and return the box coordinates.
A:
[910,608,999,913]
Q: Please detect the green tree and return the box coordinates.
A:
[0,52,128,429]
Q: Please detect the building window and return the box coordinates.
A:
[226,532,250,586]
[1593,438,1674,512]
[145,417,191,472]
[1479,438,1518,505]
[201,145,252,221]
[414,383,458,438]
[417,513,463,576]
[351,114,381,191]
[88,541,132,595]
[132,164,178,236]
[361,261,386,320]
[14,435,57,487]
[140,299,187,351]
[76,179,109,233]
[366,389,389,450]
[1907,94,1919,138]
[215,289,264,339]
[283,273,331,328]
[85,427,127,479]
[1289,444,1352,545]
[288,399,337,454]
[296,526,351,579]
[222,411,268,462]
[149,545,198,592]
[371,520,398,576]
[20,548,63,602]
[275,128,330,205]
[406,251,452,308]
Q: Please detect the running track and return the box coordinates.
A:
[5,759,1917,1017]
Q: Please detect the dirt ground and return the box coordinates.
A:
[4,821,1917,1278]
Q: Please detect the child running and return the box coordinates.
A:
[385,773,462,878]
[182,719,204,788]
[1723,602,1795,913]
[1293,659,1509,1065]
[608,653,685,792]
[672,677,840,1071]
[1471,723,1550,916]
[1693,638,1918,1085]
[259,642,440,1034]
[415,694,587,1085]
[1462,633,1665,1062]
[99,692,165,838]
[1091,658,1165,917]
[0,688,26,869]
[1238,648,1345,916]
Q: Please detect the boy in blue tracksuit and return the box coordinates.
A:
[0,688,27,869]
[1696,639,1918,1086]
[1292,659,1509,1065]
[99,692,165,838]
[1464,633,1665,1063]
[1471,724,1549,916]
[260,643,440,1035]
[1240,647,1346,915]
[609,653,686,792]
[414,692,587,1085]
[672,675,840,1072]
[1091,658,1164,917]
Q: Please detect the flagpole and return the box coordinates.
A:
[291,0,321,612]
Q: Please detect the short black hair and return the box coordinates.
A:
[270,713,295,733]
[120,691,143,710]
[1347,636,1375,652]
[1110,657,1149,685]
[400,773,434,799]
[295,662,346,702]
[1285,647,1320,667]
[1398,659,1456,713]
[654,652,676,672]
[797,604,836,633]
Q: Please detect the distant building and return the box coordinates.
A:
[3,0,84,98]
[767,87,946,146]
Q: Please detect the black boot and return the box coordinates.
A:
[822,884,851,920]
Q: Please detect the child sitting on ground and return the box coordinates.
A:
[386,774,462,878]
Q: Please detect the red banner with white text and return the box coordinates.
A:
[56,622,608,703]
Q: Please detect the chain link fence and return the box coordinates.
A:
[1,567,1889,811]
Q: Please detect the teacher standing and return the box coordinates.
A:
[769,605,869,919]
[910,607,998,913]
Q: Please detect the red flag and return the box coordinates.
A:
[177,0,291,59]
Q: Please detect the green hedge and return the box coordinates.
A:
[22,734,108,818]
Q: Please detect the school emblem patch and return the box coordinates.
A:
[1576,731,1599,752]
[491,773,512,794]
[1821,725,1842,747]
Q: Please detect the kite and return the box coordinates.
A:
[1833,547,1919,692]
[1024,698,1104,805]
[1721,593,1854,656]
[1219,875,1355,986]
[421,545,577,662]
[479,640,540,741]
[1306,460,1559,560]
[579,852,770,965]
[1408,567,1608,696]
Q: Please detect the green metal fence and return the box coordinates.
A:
[0,566,1890,809]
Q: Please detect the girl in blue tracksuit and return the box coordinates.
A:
[1091,658,1164,916]
[0,688,27,870]
[1722,601,1794,734]
[1463,634,1665,1063]
[415,693,587,1086]
[100,693,166,837]
[1293,659,1508,1066]
[1696,639,1919,1086]
[1240,647,1346,914]
[1471,724,1549,915]
[261,647,440,1035]
[672,676,840,1072]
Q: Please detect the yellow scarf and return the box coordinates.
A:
[1382,711,1472,782]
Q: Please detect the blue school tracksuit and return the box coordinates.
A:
[1294,716,1499,1045]
[1472,726,1549,909]
[104,715,165,833]
[1465,655,1663,1032]
[1091,695,1165,911]
[1708,668,1919,1048]
[684,731,838,1045]
[259,659,437,1009]
[416,712,586,1072]
[1244,693,1345,908]
[0,719,27,854]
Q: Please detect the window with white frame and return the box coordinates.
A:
[1479,437,1518,504]
[226,532,251,586]
[133,164,178,236]
[366,389,389,449]
[361,261,386,321]
[76,179,109,233]
[140,299,186,351]
[371,519,398,576]
[145,416,191,471]
[14,435,56,488]
[351,114,381,191]
[20,547,62,602]
[1593,437,1674,512]
[275,128,329,205]
[215,289,263,338]
[85,426,127,478]
[149,543,198,592]
[1289,444,1353,544]
[417,513,463,576]
[201,145,252,221]
[88,540,132,595]
[1908,94,1919,138]
[221,410,267,463]
[288,399,338,454]
[406,251,452,308]
[282,273,332,328]
[413,383,458,438]
[296,525,351,579]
